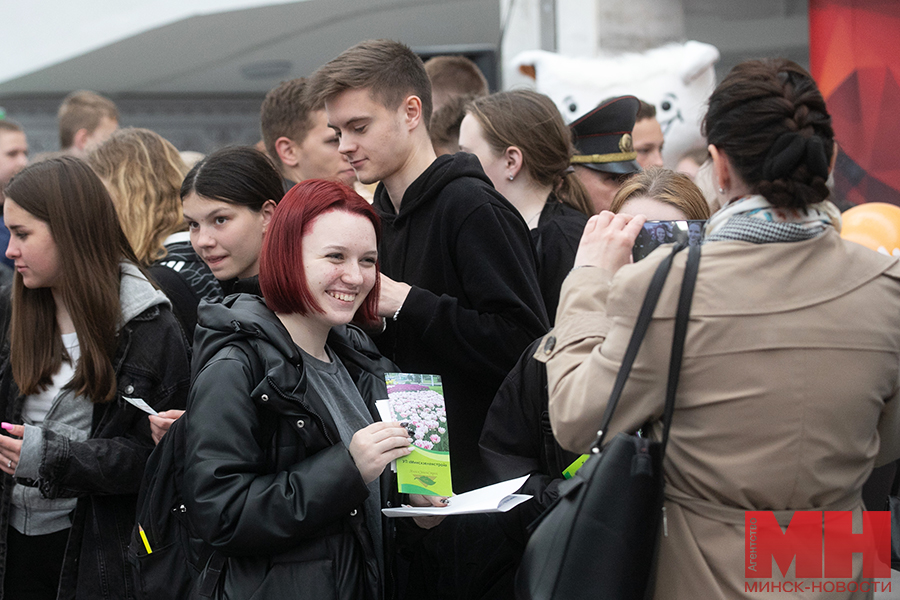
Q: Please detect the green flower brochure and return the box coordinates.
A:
[377,373,453,497]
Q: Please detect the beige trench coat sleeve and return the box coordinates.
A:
[537,264,667,454]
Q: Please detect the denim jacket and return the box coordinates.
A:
[0,264,192,599]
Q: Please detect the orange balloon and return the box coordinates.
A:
[840,203,900,256]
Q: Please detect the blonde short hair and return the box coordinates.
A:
[611,167,711,220]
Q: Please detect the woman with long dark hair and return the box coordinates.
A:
[544,59,900,598]
[0,157,190,599]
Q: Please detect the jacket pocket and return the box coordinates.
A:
[128,537,198,600]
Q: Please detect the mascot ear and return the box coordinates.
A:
[512,50,548,80]
[679,41,720,84]
[519,64,537,79]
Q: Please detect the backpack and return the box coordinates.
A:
[127,415,224,599]
[129,339,270,599]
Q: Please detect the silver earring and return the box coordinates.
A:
[508,175,514,181]
[718,187,725,194]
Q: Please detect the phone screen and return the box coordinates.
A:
[632,220,705,262]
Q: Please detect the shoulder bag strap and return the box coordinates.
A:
[591,243,687,451]
[659,243,700,457]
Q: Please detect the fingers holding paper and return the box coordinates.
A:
[409,493,449,529]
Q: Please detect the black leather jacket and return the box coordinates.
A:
[184,294,398,600]
[0,274,192,600]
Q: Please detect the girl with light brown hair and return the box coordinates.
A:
[460,89,591,321]
[611,166,711,221]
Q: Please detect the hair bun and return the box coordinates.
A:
[762,131,829,181]
[805,136,830,179]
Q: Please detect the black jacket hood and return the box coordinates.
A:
[373,152,493,223]
[193,294,297,382]
[193,294,397,404]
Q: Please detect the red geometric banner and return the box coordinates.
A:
[810,0,900,205]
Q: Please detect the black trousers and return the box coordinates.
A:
[4,526,69,600]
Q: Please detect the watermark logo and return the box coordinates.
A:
[745,510,890,588]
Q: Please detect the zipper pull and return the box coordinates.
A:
[662,506,668,537]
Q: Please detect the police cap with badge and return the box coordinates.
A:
[570,96,641,175]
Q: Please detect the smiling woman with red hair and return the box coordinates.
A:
[181,179,433,599]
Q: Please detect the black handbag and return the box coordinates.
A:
[516,242,700,600]
[889,495,900,570]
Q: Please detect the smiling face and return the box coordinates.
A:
[182,193,275,281]
[296,110,358,187]
[458,114,509,192]
[325,88,411,186]
[654,225,668,243]
[4,198,62,290]
[301,209,377,331]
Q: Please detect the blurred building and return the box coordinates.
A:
[0,0,808,154]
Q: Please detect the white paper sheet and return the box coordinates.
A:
[382,475,532,517]
[375,400,398,472]
[123,396,158,415]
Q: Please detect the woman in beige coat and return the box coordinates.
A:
[541,59,900,599]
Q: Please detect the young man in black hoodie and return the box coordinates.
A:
[309,40,548,493]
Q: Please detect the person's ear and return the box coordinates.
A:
[403,95,424,131]
[505,146,524,180]
[72,128,90,151]
[260,199,277,233]
[274,137,300,167]
[708,144,730,193]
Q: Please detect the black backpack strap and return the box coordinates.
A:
[197,552,227,597]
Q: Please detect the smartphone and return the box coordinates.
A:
[632,220,706,262]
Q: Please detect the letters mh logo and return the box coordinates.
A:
[745,511,891,579]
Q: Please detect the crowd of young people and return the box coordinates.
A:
[0,38,896,600]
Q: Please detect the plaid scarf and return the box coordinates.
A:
[704,195,842,244]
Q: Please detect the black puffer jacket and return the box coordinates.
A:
[184,294,398,600]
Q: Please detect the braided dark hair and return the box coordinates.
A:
[703,59,834,210]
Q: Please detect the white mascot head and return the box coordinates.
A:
[513,41,720,168]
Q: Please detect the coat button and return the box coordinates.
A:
[543,336,556,355]
[296,419,305,428]
[124,384,134,394]
[350,509,358,517]
[260,394,268,402]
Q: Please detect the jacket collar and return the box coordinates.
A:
[609,229,900,318]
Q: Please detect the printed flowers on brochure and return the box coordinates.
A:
[386,385,449,453]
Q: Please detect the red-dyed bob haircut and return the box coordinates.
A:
[259,179,381,325]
